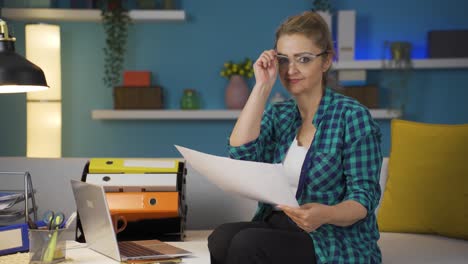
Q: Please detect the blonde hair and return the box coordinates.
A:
[275,11,334,87]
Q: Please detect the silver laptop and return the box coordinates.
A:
[70,180,192,261]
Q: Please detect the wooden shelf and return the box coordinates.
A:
[91,109,401,120]
[333,58,468,70]
[0,8,186,22]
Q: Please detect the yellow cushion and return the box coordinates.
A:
[377,119,468,239]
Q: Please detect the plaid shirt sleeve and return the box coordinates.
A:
[227,104,276,162]
[342,108,383,215]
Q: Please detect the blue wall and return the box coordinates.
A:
[1,0,467,158]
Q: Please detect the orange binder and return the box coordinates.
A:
[106,192,179,222]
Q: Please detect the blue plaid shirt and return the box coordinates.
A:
[228,88,383,263]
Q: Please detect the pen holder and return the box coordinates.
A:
[28,228,67,264]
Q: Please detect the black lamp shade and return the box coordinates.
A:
[0,51,48,84]
[0,22,49,93]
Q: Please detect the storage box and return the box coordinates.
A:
[123,71,152,87]
[0,222,29,255]
[0,220,47,256]
[113,86,163,109]
[338,85,379,109]
[428,30,468,58]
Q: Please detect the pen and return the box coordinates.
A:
[65,211,77,229]
[28,216,38,229]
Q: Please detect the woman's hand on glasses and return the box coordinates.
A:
[253,49,278,89]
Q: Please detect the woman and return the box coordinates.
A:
[208,11,382,264]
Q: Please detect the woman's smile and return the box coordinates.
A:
[288,78,303,84]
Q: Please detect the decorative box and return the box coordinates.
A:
[123,71,152,87]
[338,85,379,109]
[113,86,163,109]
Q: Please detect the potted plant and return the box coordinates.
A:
[312,0,332,32]
[220,58,254,109]
[101,0,132,89]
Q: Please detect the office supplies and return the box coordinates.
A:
[42,210,65,230]
[175,145,299,207]
[105,192,179,222]
[0,220,45,256]
[88,158,179,174]
[77,158,187,242]
[86,173,177,192]
[0,223,28,255]
[29,228,67,263]
[64,211,77,229]
[70,180,192,261]
[27,217,38,229]
[0,192,23,202]
[41,212,65,262]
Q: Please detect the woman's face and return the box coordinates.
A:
[276,33,329,96]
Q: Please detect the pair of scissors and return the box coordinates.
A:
[42,210,65,262]
[42,210,65,230]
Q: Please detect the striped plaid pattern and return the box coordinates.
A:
[228,88,383,263]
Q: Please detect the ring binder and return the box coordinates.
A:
[76,158,187,243]
[0,171,39,255]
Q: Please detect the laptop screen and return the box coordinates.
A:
[71,180,122,261]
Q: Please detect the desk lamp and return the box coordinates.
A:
[0,18,48,93]
[0,18,44,222]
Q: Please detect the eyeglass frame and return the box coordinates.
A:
[275,51,328,68]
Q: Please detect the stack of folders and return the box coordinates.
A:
[82,158,187,241]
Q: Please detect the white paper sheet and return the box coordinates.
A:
[175,145,299,207]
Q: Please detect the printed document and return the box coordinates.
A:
[175,145,299,207]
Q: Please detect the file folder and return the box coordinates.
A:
[0,221,46,255]
[89,158,179,174]
[0,223,28,255]
[106,192,179,221]
[86,174,177,192]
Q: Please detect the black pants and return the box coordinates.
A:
[208,211,317,264]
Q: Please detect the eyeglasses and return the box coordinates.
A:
[275,51,328,68]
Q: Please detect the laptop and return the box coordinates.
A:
[70,180,192,261]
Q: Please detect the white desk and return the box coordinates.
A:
[0,231,211,264]
[2,230,468,264]
[67,230,211,264]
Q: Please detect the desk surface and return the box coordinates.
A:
[4,230,467,264]
[0,230,211,264]
[67,230,211,264]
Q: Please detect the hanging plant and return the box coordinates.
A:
[311,0,332,12]
[101,0,132,89]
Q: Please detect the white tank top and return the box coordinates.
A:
[273,137,308,210]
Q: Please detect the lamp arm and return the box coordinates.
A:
[0,18,16,42]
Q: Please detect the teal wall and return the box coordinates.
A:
[1,0,467,158]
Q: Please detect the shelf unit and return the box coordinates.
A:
[333,58,468,70]
[0,8,186,22]
[91,109,401,120]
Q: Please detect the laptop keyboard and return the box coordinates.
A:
[118,241,163,257]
